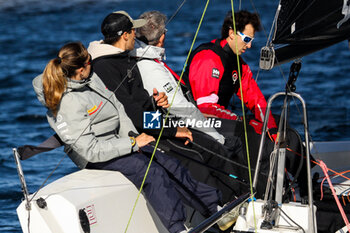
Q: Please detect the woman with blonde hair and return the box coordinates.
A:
[32,41,229,233]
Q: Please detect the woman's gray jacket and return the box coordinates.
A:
[32,73,139,169]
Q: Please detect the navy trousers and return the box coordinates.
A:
[86,146,221,233]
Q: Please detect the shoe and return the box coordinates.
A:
[178,224,192,233]
[217,203,244,231]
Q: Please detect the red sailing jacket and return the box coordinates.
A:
[183,39,277,132]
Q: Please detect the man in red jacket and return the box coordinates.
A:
[183,10,277,134]
[184,10,311,198]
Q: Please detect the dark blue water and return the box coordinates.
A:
[1,0,349,232]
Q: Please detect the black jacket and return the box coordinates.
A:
[92,51,177,138]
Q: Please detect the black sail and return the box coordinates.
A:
[272,0,350,66]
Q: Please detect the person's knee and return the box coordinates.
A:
[144,163,170,184]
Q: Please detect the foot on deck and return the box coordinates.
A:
[217,203,246,231]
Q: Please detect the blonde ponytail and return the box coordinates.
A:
[43,58,67,116]
[42,42,88,116]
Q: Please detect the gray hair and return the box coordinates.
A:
[136,11,167,46]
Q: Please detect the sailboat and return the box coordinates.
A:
[14,0,350,233]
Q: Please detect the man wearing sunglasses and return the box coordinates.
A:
[182,11,312,200]
[183,10,277,133]
[180,10,281,198]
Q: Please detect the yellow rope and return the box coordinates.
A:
[176,0,210,87]
[124,1,210,231]
[230,1,257,231]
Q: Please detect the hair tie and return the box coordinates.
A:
[57,57,62,64]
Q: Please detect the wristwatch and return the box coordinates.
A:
[129,136,136,148]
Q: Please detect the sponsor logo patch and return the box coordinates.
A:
[87,102,103,115]
[56,114,63,122]
[85,204,98,225]
[163,82,174,93]
[212,68,220,79]
[232,71,238,84]
[143,110,162,129]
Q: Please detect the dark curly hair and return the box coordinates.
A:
[221,10,261,39]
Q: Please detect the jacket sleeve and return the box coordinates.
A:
[50,93,136,164]
[236,62,277,129]
[188,50,240,120]
[93,59,177,138]
[138,59,225,144]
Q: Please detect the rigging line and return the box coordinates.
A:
[276,0,328,38]
[185,138,270,178]
[27,207,30,233]
[285,169,297,202]
[329,183,350,187]
[322,173,350,183]
[248,0,269,42]
[249,0,280,83]
[174,0,210,89]
[124,1,211,232]
[319,170,350,179]
[319,160,350,232]
[277,206,306,233]
[166,139,204,161]
[342,196,347,206]
[275,0,303,36]
[165,0,186,27]
[168,138,270,177]
[264,148,279,202]
[25,153,66,233]
[255,66,261,83]
[282,127,305,202]
[166,139,250,186]
[287,147,350,182]
[295,7,342,36]
[230,1,258,231]
[264,1,281,47]
[28,153,67,202]
[277,0,336,38]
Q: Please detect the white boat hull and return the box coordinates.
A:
[17,169,168,233]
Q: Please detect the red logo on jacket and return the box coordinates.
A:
[232,71,238,84]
